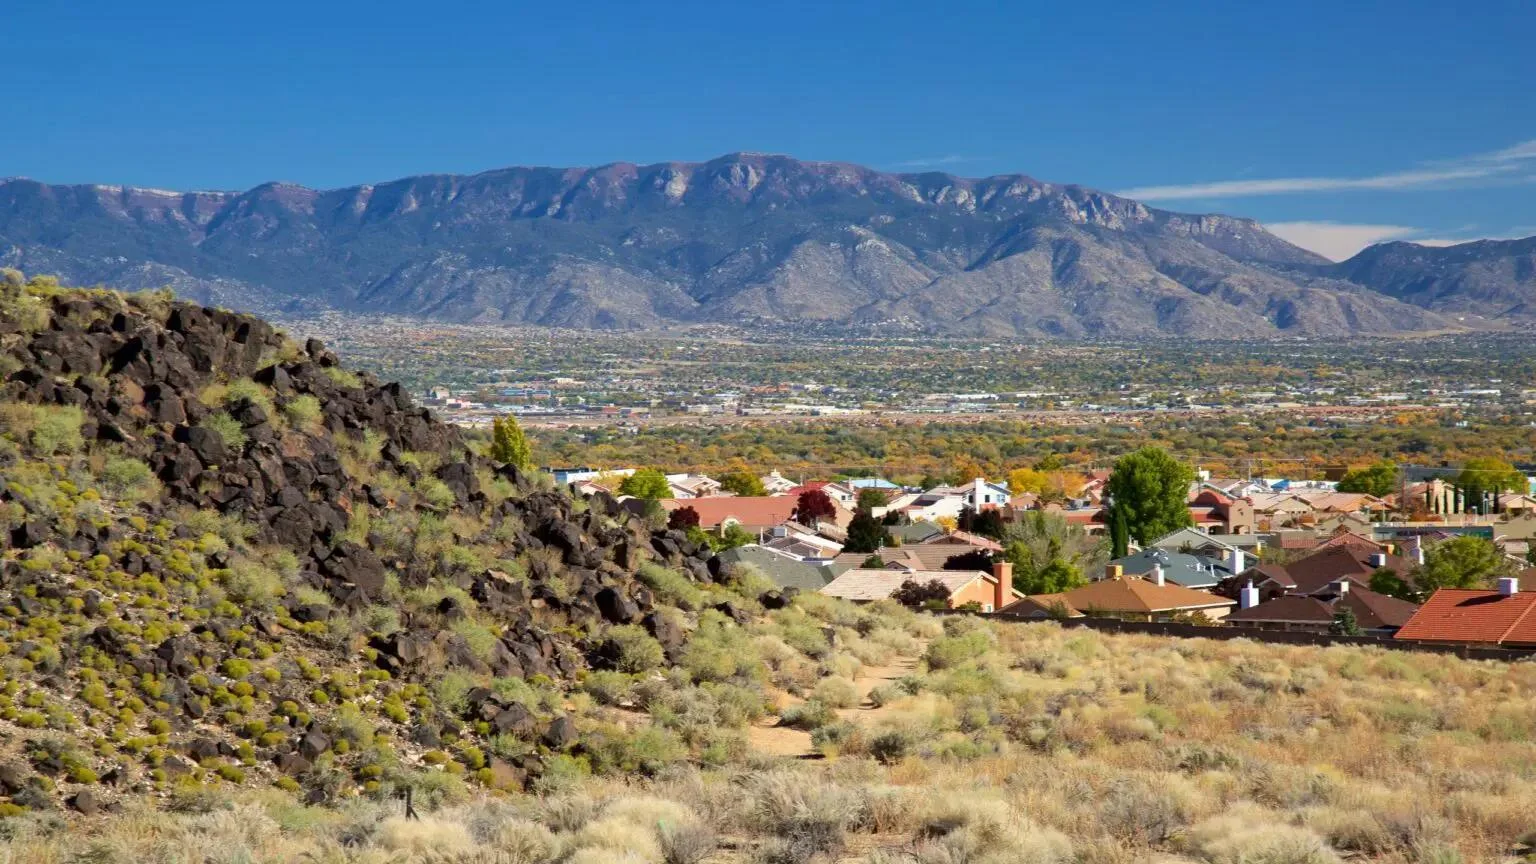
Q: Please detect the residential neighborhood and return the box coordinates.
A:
[563,456,1536,652]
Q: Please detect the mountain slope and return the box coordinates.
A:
[0,272,811,810]
[0,154,1456,336]
[1329,237,1536,318]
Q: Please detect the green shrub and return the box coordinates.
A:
[604,625,665,673]
[101,456,159,500]
[283,394,323,428]
[323,367,362,389]
[780,700,836,731]
[30,406,84,455]
[582,671,634,706]
[637,563,705,610]
[199,413,247,454]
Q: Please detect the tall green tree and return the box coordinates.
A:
[619,468,672,500]
[1457,458,1528,513]
[844,510,891,554]
[1105,446,1193,550]
[718,470,766,497]
[1002,511,1105,594]
[489,415,532,470]
[1414,535,1511,600]
[1336,461,1398,498]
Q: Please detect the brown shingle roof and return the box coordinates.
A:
[1227,587,1418,630]
[1050,578,1234,615]
[1394,589,1536,645]
[820,569,990,602]
[831,545,991,571]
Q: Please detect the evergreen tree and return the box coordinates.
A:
[1104,446,1194,549]
[844,510,891,554]
[489,415,532,469]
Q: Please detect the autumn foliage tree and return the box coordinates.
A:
[667,506,701,530]
[796,488,837,526]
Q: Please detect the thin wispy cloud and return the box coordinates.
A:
[1119,139,1536,201]
[891,154,980,170]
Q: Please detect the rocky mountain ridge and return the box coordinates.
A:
[3,153,1516,337]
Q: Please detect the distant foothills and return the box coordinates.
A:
[2,153,1533,337]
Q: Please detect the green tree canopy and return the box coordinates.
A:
[1457,458,1528,512]
[1413,535,1512,600]
[844,510,891,554]
[1336,460,1398,498]
[855,487,889,512]
[1001,511,1105,595]
[619,468,672,500]
[489,415,532,470]
[1105,446,1194,549]
[718,470,766,497]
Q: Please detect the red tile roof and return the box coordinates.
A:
[1394,588,1536,645]
[658,497,799,530]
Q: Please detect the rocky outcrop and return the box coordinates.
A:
[0,285,725,807]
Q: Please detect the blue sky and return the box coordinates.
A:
[5,0,1534,259]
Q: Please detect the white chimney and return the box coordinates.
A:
[972,477,986,511]
[1499,577,1519,597]
[1368,552,1388,568]
[1227,546,1244,575]
[1412,536,1425,566]
[1240,580,1260,610]
[1331,579,1350,596]
[1150,563,1165,587]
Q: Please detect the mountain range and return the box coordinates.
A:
[3,153,1532,337]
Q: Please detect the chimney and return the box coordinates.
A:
[1106,563,1124,580]
[1367,552,1388,568]
[1240,580,1260,610]
[991,562,1013,612]
[1499,576,1520,597]
[1412,536,1425,566]
[972,477,986,511]
[1331,578,1350,596]
[1227,546,1245,575]
[1149,563,1165,587]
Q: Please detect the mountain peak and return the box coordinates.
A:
[1,154,1520,334]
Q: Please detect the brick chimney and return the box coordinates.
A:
[991,561,1013,612]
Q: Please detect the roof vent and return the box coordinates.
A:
[1367,552,1388,568]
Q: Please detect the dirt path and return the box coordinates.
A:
[747,649,923,758]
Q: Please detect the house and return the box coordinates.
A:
[1226,578,1418,634]
[830,543,995,574]
[715,545,836,593]
[1394,577,1536,647]
[1108,548,1235,590]
[821,562,1020,612]
[1000,565,1235,621]
[1188,489,1255,535]
[554,466,636,486]
[1244,535,1417,600]
[665,473,722,499]
[656,497,801,534]
[1148,528,1264,564]
[759,470,800,495]
[760,522,844,559]
[887,522,945,545]
[919,530,1004,553]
